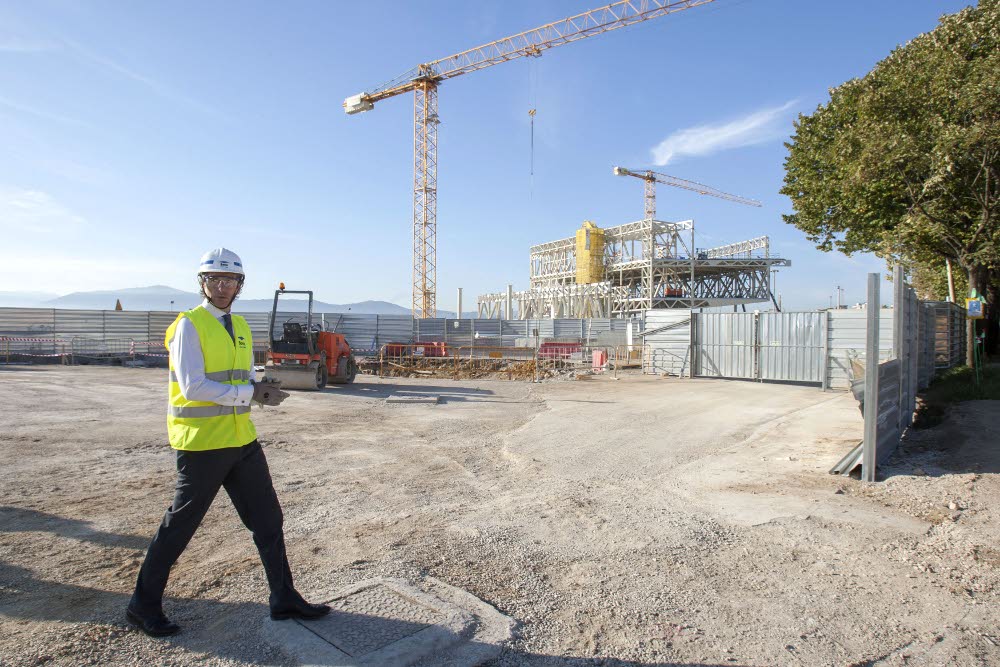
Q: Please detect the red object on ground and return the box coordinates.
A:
[413,341,449,357]
[538,342,582,359]
[384,343,409,357]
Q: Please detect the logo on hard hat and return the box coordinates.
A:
[220,260,230,268]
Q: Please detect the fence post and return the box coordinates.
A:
[820,310,830,390]
[689,312,696,378]
[753,310,761,381]
[533,343,538,383]
[862,272,881,483]
[893,265,906,434]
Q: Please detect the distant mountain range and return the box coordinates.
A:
[0,286,476,317]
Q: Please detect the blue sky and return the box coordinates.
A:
[0,0,974,311]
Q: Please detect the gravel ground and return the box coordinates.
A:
[0,366,997,666]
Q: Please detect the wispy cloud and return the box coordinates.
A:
[0,95,91,127]
[1,6,224,118]
[34,158,116,187]
[0,186,87,234]
[61,39,225,118]
[0,35,58,52]
[0,17,59,53]
[652,100,798,165]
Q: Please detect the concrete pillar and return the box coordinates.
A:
[506,284,513,320]
[862,272,881,483]
[456,287,463,319]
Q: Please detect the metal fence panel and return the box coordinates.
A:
[373,315,414,349]
[149,311,178,344]
[553,319,584,339]
[695,312,756,379]
[757,312,824,382]
[523,319,554,339]
[642,309,692,376]
[332,315,378,352]
[827,309,894,390]
[875,359,902,464]
[584,319,614,335]
[54,309,104,338]
[413,319,446,341]
[472,319,502,339]
[104,311,151,340]
[0,308,56,338]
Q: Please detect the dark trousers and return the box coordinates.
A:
[131,440,296,613]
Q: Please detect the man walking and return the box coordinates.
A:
[127,247,329,637]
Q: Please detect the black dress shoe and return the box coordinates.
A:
[270,598,331,621]
[126,607,181,637]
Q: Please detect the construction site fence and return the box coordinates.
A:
[641,301,966,390]
[0,335,278,367]
[0,336,171,365]
[0,307,633,359]
[370,343,649,380]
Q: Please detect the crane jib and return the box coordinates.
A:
[343,0,719,317]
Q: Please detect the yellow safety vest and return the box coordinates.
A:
[164,306,257,451]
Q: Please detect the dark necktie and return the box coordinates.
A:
[222,313,235,342]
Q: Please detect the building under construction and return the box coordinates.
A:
[478,218,790,319]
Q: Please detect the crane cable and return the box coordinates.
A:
[528,57,540,198]
[529,109,536,176]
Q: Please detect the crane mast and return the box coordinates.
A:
[346,0,718,318]
[613,166,761,220]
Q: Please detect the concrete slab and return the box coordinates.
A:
[262,577,514,667]
[384,394,441,404]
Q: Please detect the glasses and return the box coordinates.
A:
[203,275,240,289]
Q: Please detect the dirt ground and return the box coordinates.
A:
[0,366,998,667]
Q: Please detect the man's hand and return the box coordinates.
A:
[253,379,289,407]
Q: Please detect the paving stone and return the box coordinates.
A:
[263,577,513,667]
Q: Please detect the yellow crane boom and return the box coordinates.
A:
[613,166,761,220]
[345,0,718,318]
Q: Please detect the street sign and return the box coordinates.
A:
[966,298,984,319]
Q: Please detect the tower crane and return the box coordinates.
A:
[613,166,761,220]
[345,0,718,318]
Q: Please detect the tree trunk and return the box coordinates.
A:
[986,272,999,358]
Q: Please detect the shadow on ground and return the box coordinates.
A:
[0,562,753,667]
[0,506,149,551]
[882,400,1000,478]
[0,505,796,667]
[320,381,539,404]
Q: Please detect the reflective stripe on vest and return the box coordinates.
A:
[169,405,252,418]
[169,369,253,383]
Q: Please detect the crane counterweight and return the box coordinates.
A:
[344,94,374,115]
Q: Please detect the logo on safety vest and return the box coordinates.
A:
[237,335,247,348]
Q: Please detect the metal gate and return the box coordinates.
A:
[695,311,825,383]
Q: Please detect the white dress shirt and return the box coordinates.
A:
[169,299,254,407]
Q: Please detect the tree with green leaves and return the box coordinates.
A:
[781,0,999,358]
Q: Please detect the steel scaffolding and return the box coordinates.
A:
[479,219,790,318]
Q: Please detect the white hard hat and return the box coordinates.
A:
[198,248,244,276]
